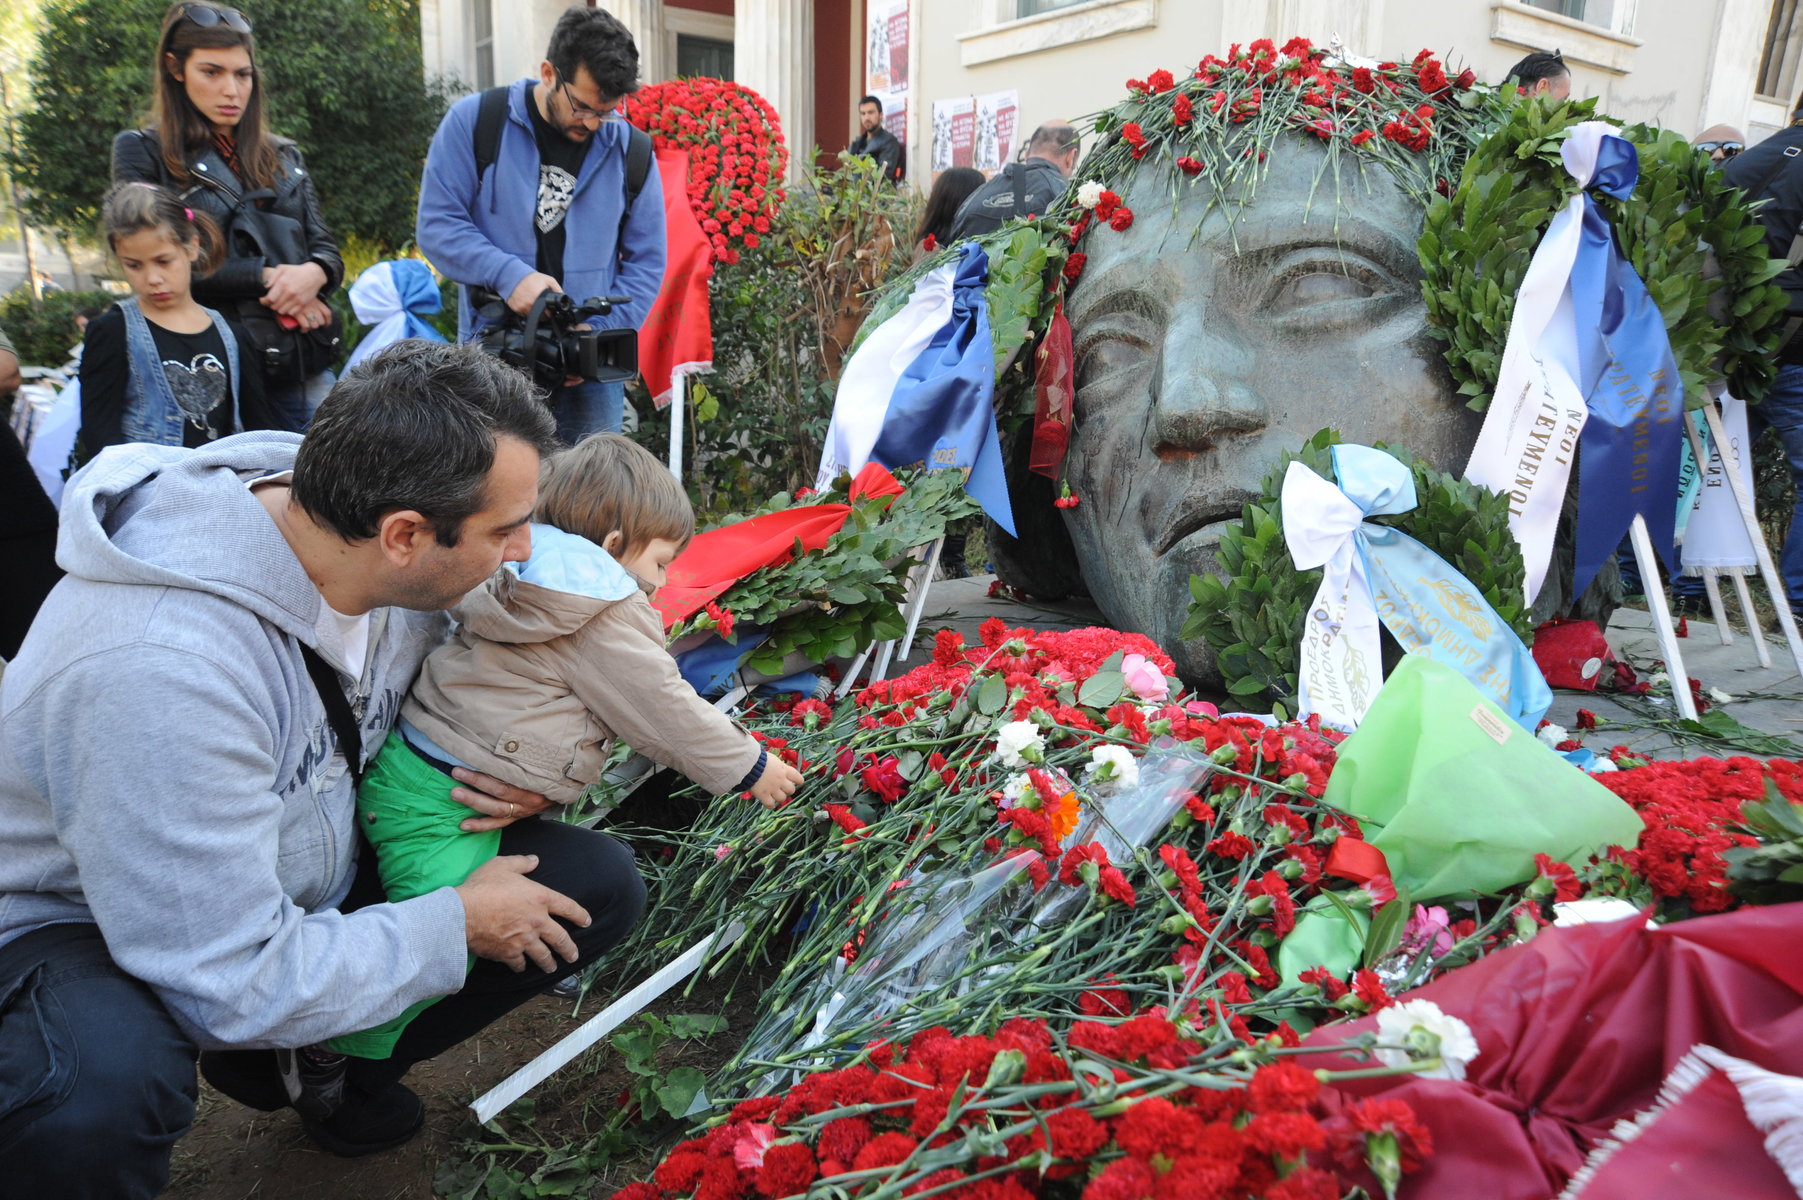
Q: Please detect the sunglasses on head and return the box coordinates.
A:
[1696,140,1744,157]
[178,4,251,33]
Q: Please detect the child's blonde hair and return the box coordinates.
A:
[100,181,223,274]
[537,433,694,559]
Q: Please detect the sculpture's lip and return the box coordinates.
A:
[1154,491,1257,556]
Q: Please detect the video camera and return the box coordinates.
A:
[473,287,639,391]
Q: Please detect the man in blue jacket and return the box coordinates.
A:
[417,6,666,442]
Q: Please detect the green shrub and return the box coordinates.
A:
[0,285,115,367]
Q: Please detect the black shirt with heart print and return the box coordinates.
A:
[78,307,273,453]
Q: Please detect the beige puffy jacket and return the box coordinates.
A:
[402,527,760,805]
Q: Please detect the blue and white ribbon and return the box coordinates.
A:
[817,243,1015,533]
[1284,444,1552,732]
[345,259,447,371]
[1464,123,1683,602]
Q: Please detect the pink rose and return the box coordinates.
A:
[1120,653,1169,702]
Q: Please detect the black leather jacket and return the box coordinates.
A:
[111,128,344,307]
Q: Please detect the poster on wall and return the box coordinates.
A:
[973,90,1019,172]
[865,1,910,94]
[932,97,975,172]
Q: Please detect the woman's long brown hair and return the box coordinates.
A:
[149,1,281,190]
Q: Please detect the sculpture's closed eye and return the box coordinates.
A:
[1252,245,1408,333]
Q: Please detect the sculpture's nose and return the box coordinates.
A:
[1151,306,1268,452]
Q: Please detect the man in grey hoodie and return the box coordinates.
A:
[0,341,647,1194]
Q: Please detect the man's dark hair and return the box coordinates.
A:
[1027,122,1079,158]
[292,341,557,547]
[547,5,640,98]
[860,94,883,113]
[1505,50,1568,91]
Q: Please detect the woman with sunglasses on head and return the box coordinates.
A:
[113,1,344,431]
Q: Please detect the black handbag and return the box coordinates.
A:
[219,189,343,380]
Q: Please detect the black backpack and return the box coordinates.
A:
[471,85,654,241]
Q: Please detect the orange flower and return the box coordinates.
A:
[1045,789,1080,841]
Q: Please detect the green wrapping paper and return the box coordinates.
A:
[1277,655,1644,983]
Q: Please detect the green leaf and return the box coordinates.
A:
[1077,670,1126,708]
[976,673,1008,716]
[667,1012,729,1039]
[653,1067,709,1118]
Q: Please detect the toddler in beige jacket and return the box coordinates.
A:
[295,434,802,1106]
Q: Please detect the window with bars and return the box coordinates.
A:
[471,0,494,90]
[1762,0,1803,103]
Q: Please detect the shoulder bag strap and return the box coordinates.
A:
[298,643,364,790]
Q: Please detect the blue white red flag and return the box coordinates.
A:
[817,243,1015,534]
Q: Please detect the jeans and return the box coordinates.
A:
[0,923,198,1199]
[548,378,625,444]
[265,369,337,432]
[0,818,644,1192]
[1753,362,1803,614]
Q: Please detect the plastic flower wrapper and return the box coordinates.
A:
[1278,657,1644,985]
[730,745,1215,1089]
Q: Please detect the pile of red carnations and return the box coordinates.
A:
[611,1013,1432,1200]
[624,78,788,265]
[1586,754,1803,915]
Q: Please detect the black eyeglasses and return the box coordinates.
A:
[179,4,252,33]
[556,73,621,123]
[1696,140,1745,158]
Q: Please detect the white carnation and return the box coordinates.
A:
[1585,757,1620,774]
[1709,687,1735,704]
[1085,744,1140,788]
[1535,722,1569,748]
[993,720,1045,768]
[999,773,1034,806]
[1076,180,1106,209]
[1374,998,1480,1081]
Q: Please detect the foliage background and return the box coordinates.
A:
[9,0,455,249]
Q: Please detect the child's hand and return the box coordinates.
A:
[748,755,805,809]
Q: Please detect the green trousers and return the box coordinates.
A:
[325,730,498,1059]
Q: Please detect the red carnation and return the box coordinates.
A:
[1062,251,1087,285]
[754,1143,818,1198]
[824,803,867,836]
[1176,155,1205,175]
[1172,92,1194,126]
[852,1131,919,1172]
[1350,129,1375,147]
[1109,206,1135,231]
[1147,68,1176,92]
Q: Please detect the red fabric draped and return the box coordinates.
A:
[1304,902,1803,1198]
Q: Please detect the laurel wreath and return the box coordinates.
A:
[1420,97,1788,412]
[1179,428,1531,716]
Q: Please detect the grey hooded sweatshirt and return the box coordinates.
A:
[0,433,469,1049]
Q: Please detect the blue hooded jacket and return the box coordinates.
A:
[416,78,667,340]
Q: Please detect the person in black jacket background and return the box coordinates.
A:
[848,95,905,184]
[1724,111,1803,620]
[112,2,343,431]
[0,326,61,662]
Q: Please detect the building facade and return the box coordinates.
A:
[421,1,1803,186]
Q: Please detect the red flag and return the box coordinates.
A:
[653,465,906,628]
[638,147,714,408]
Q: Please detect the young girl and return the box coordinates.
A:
[281,434,804,1123]
[79,182,274,453]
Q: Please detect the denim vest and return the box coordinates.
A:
[117,298,242,445]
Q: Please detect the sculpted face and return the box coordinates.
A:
[1060,138,1482,684]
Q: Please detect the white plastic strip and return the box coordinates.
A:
[1630,513,1698,721]
[470,920,746,1125]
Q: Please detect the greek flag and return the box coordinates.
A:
[817,243,1016,534]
